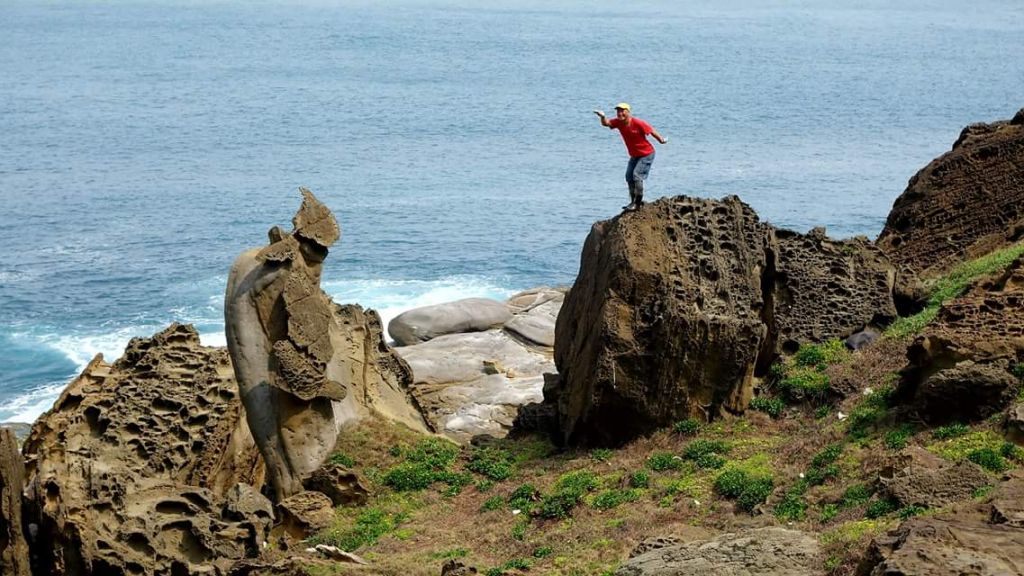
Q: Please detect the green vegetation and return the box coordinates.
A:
[590,448,614,462]
[847,385,895,439]
[592,488,642,510]
[932,423,969,440]
[713,456,775,512]
[673,418,702,435]
[481,495,504,512]
[898,505,927,520]
[429,548,469,560]
[749,396,785,418]
[865,498,899,519]
[967,448,1010,473]
[770,340,849,403]
[328,452,356,467]
[508,484,540,511]
[839,484,873,509]
[381,438,461,491]
[486,558,532,576]
[537,470,599,519]
[886,242,1024,338]
[775,485,809,521]
[311,507,407,551]
[629,470,650,489]
[884,425,914,451]
[647,452,685,471]
[467,447,516,481]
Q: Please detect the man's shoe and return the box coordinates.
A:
[622,202,638,212]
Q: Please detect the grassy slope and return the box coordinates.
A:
[305,244,1024,576]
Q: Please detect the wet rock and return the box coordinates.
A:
[388,298,512,346]
[0,428,29,576]
[616,527,821,576]
[876,109,1024,280]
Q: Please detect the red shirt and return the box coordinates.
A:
[609,117,655,157]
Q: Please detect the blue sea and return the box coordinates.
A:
[1,0,1022,423]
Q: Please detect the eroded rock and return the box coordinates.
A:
[897,255,1024,423]
[0,428,29,576]
[301,463,369,507]
[878,448,989,509]
[860,470,1024,575]
[876,108,1024,280]
[22,324,268,576]
[616,527,821,576]
[226,189,428,500]
[552,196,897,445]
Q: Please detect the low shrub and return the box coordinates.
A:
[590,448,614,462]
[749,396,785,418]
[778,367,831,401]
[629,470,650,489]
[932,423,969,440]
[673,418,701,435]
[481,495,504,512]
[508,483,541,511]
[884,426,914,451]
[794,340,848,369]
[647,452,685,471]
[682,439,731,461]
[713,459,774,513]
[775,483,808,521]
[967,448,1009,473]
[328,452,356,467]
[839,484,873,509]
[591,488,641,510]
[467,447,516,481]
[864,498,898,519]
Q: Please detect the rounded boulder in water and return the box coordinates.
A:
[388,298,512,346]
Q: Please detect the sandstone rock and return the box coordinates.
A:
[388,298,512,346]
[553,196,897,445]
[628,536,684,559]
[897,255,1024,423]
[301,463,369,507]
[0,428,29,576]
[878,447,989,509]
[615,527,821,576]
[506,287,565,313]
[504,290,564,348]
[1006,403,1024,445]
[226,189,428,501]
[308,545,368,564]
[441,559,478,575]
[22,324,268,576]
[876,109,1024,280]
[860,470,1024,575]
[397,330,554,442]
[275,491,335,542]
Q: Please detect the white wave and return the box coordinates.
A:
[199,331,227,348]
[0,380,68,424]
[45,325,162,370]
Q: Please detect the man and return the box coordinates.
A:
[593,103,668,211]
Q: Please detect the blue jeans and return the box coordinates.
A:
[625,152,655,184]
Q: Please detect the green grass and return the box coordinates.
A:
[647,452,685,472]
[749,396,785,418]
[673,418,702,435]
[591,488,642,510]
[629,470,651,489]
[311,507,407,552]
[537,470,599,519]
[794,340,848,369]
[381,437,462,491]
[328,452,356,467]
[713,456,775,512]
[467,447,516,481]
[932,423,969,440]
[886,242,1024,338]
[884,425,915,451]
[865,498,899,519]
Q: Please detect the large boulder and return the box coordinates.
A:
[860,470,1024,575]
[397,330,554,442]
[0,427,29,576]
[896,255,1024,423]
[504,287,566,348]
[876,109,1024,280]
[877,447,989,509]
[22,324,271,576]
[551,196,897,445]
[388,298,512,346]
[615,527,821,576]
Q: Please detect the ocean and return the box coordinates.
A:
[1,0,1022,423]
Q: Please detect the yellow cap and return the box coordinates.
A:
[614,102,631,111]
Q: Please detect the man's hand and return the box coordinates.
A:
[593,109,606,118]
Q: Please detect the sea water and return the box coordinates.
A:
[2,0,1022,423]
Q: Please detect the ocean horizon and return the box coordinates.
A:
[2,0,1023,423]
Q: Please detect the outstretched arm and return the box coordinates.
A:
[650,128,669,144]
[593,110,612,128]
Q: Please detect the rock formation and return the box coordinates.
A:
[551,195,896,445]
[389,298,512,346]
[22,324,270,576]
[896,254,1024,423]
[394,291,564,442]
[876,108,1024,280]
[860,469,1024,575]
[225,188,428,501]
[0,427,29,576]
[615,527,822,576]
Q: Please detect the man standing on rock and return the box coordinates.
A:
[594,102,668,211]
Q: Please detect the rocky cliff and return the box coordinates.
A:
[876,108,1024,280]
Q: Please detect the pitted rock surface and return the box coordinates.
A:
[22,323,269,576]
[897,255,1024,423]
[552,195,897,445]
[615,527,821,576]
[0,428,29,576]
[274,491,335,542]
[876,109,1024,279]
[769,228,896,356]
[861,470,1024,575]
[301,463,369,507]
[879,452,988,509]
